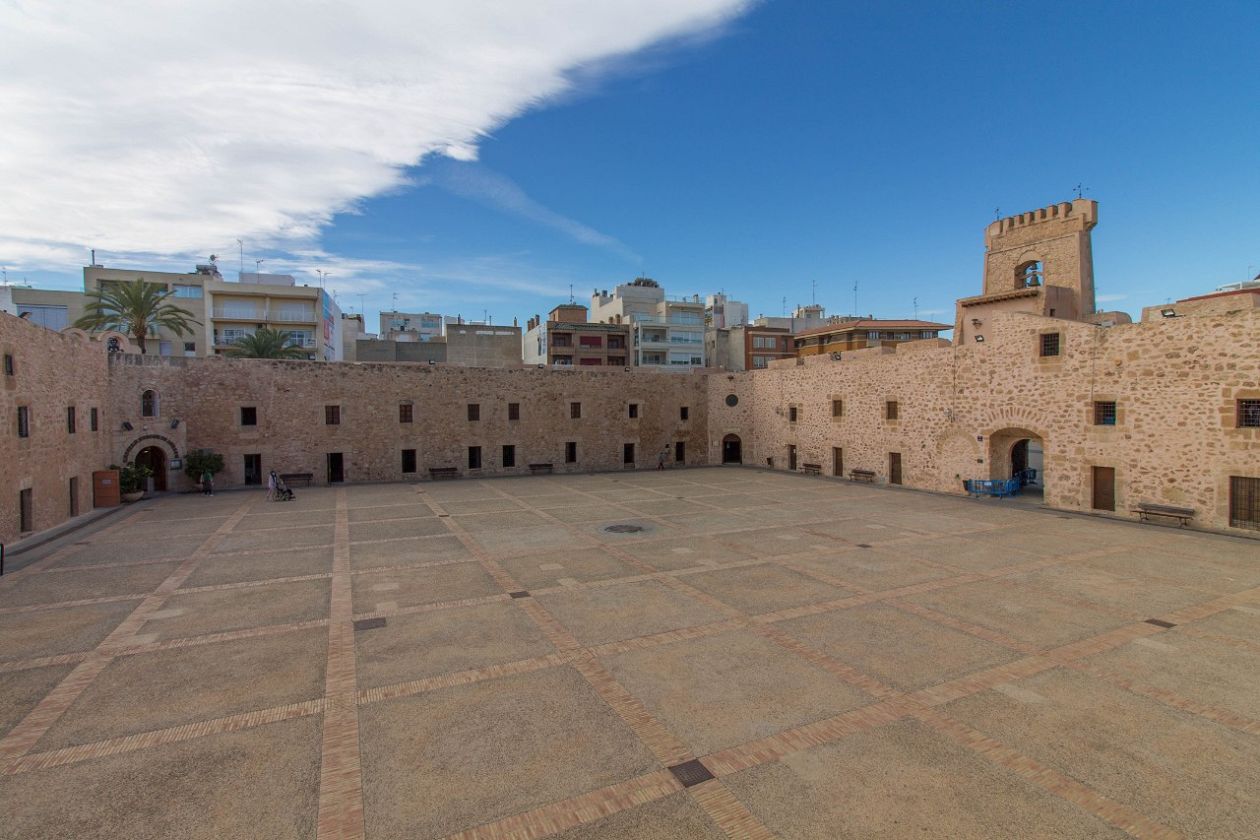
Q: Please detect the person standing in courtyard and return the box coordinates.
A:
[201,468,214,496]
[657,448,668,470]
[267,469,278,501]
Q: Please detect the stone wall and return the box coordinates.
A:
[0,313,112,543]
[107,357,711,488]
[708,305,1260,533]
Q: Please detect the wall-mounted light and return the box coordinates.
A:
[121,421,133,431]
[169,419,180,429]
[1160,308,1178,318]
[974,335,985,343]
[970,318,982,327]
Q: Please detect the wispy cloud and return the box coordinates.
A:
[424,161,639,260]
[0,1,752,272]
[1096,293,1128,303]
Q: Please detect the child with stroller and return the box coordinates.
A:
[268,469,295,502]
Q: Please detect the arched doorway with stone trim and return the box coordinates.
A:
[988,427,1045,500]
[135,446,168,492]
[722,434,742,464]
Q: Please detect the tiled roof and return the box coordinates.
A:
[793,319,952,338]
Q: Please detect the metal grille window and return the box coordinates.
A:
[570,402,581,419]
[467,403,480,421]
[1093,401,1117,426]
[1237,400,1260,428]
[3,353,13,375]
[1229,476,1260,530]
[90,408,98,432]
[399,404,413,423]
[1040,333,1061,357]
[886,400,899,421]
[17,405,30,438]
[832,399,843,418]
[508,402,520,421]
[788,406,798,422]
[67,406,76,434]
[325,405,340,425]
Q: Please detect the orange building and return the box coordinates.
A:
[793,319,952,357]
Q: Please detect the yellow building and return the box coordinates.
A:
[793,318,951,357]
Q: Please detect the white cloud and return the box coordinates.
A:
[1095,293,1128,303]
[0,0,752,270]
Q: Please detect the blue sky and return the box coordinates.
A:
[6,1,1258,328]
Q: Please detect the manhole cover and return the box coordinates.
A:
[604,523,645,534]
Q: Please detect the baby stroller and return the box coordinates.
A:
[274,477,295,502]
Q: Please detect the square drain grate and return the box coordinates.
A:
[1144,618,1176,629]
[509,590,531,599]
[353,617,387,631]
[668,760,714,788]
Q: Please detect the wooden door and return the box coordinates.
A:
[1091,466,1115,511]
[833,447,843,477]
[788,445,797,471]
[889,452,902,485]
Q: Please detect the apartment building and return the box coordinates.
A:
[794,318,951,357]
[752,303,829,332]
[589,278,705,369]
[707,324,795,370]
[523,304,632,367]
[379,310,446,341]
[704,293,749,329]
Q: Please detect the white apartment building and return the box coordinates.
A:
[589,278,706,369]
[704,293,749,329]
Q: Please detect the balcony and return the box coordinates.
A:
[212,307,317,323]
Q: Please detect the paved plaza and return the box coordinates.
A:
[2,467,1259,839]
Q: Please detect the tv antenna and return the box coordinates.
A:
[569,284,574,304]
[853,280,858,316]
[913,297,918,320]
[316,269,329,288]
[1074,183,1089,199]
[811,279,816,305]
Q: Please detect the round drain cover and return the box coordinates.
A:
[604,523,645,534]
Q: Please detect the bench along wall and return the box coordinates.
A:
[708,305,1260,534]
[107,356,711,489]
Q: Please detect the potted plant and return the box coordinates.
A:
[183,450,225,493]
[116,463,152,502]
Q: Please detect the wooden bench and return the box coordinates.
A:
[279,473,313,487]
[849,469,875,483]
[428,467,460,480]
[528,463,554,475]
[1134,502,1194,527]
[801,463,822,476]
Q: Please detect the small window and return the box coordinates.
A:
[3,353,13,375]
[401,449,417,474]
[502,445,516,468]
[325,405,340,425]
[570,401,581,419]
[725,394,738,407]
[399,403,413,424]
[241,406,257,426]
[17,405,30,438]
[90,407,99,432]
[788,406,798,423]
[19,488,32,532]
[468,403,480,421]
[1237,400,1260,428]
[1093,401,1117,426]
[886,400,899,421]
[508,402,520,421]
[628,403,639,419]
[565,441,577,463]
[141,389,158,417]
[680,406,689,421]
[468,446,482,469]
[831,399,843,418]
[1017,260,1044,288]
[67,406,76,434]
[183,342,196,353]
[1040,333,1061,357]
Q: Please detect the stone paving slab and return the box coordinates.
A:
[3,467,1259,840]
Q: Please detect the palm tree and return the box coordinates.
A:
[73,279,200,354]
[228,327,310,359]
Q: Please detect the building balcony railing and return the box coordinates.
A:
[212,308,317,322]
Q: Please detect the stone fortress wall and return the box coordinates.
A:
[3,198,1258,543]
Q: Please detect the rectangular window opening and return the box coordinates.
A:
[623,443,635,465]
[67,406,76,434]
[831,399,843,418]
[886,400,899,421]
[565,441,577,463]
[1040,333,1061,357]
[17,405,30,438]
[3,353,13,376]
[468,446,482,470]
[399,403,413,423]
[19,488,33,532]
[90,407,99,432]
[325,405,340,425]
[570,401,582,419]
[1229,475,1260,530]
[502,445,516,468]
[241,406,257,426]
[680,406,689,421]
[508,402,520,421]
[1237,399,1260,428]
[1093,401,1117,426]
[788,406,798,423]
[467,403,480,421]
[628,403,639,419]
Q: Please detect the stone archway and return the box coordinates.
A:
[722,434,742,464]
[989,427,1044,498]
[135,446,168,492]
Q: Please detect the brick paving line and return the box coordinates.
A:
[0,499,254,763]
[1175,623,1260,655]
[434,483,779,840]
[0,592,147,615]
[0,501,156,585]
[29,554,202,575]
[910,706,1183,840]
[315,488,366,840]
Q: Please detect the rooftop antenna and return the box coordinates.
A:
[237,240,244,279]
[316,269,329,289]
[391,291,398,312]
[358,293,366,316]
[568,284,574,304]
[811,279,816,305]
[913,297,918,320]
[254,258,265,277]
[781,296,786,316]
[1074,183,1089,199]
[853,280,858,316]
[994,207,1001,220]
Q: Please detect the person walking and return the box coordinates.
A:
[267,470,278,501]
[201,468,214,496]
[657,448,668,470]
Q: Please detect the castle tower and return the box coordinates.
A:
[955,198,1098,343]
